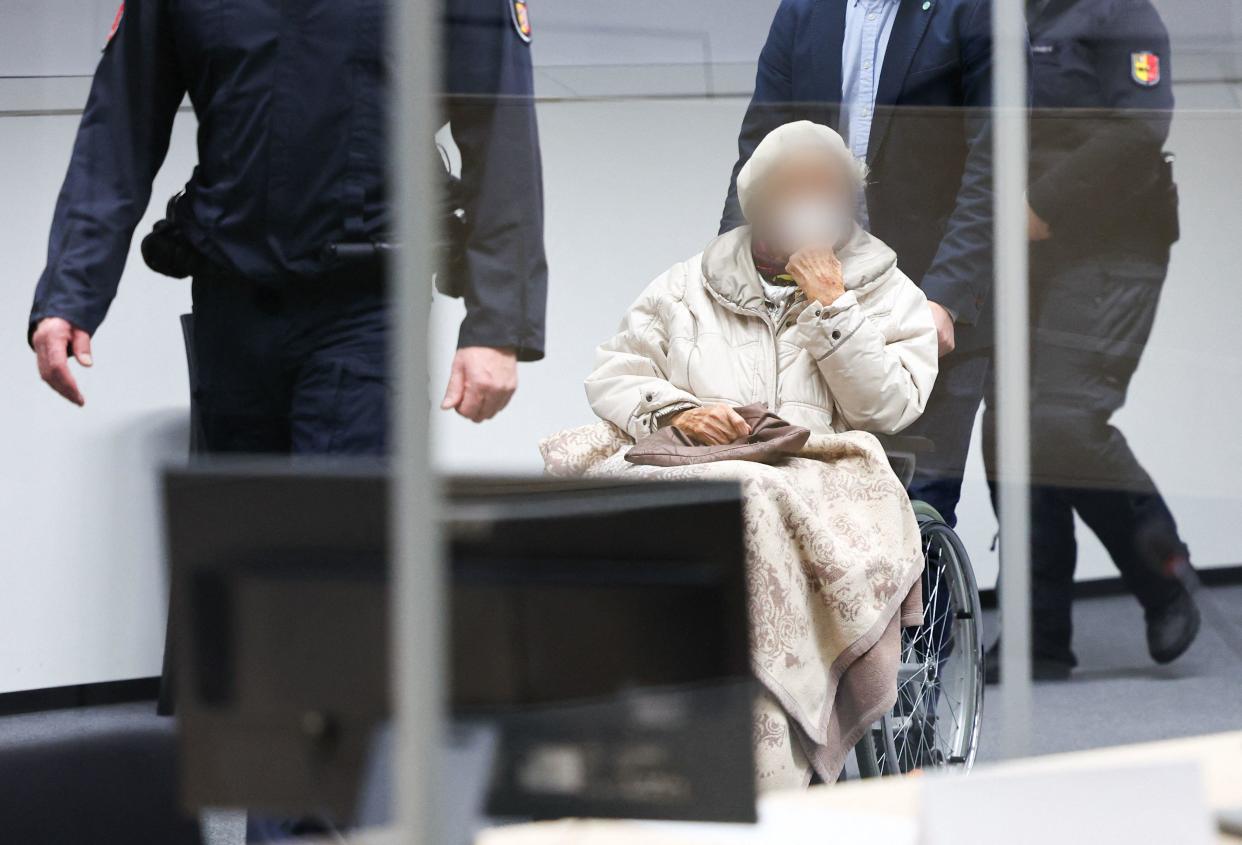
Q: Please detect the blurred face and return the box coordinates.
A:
[752,150,855,255]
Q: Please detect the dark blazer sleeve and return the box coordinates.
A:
[28,0,185,344]
[719,0,801,234]
[444,0,548,362]
[917,0,994,326]
[1027,0,1173,229]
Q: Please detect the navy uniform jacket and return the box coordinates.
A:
[29,0,547,361]
[721,0,993,342]
[1027,0,1176,257]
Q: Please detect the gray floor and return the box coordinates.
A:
[977,583,1242,762]
[0,700,246,844]
[0,585,1238,844]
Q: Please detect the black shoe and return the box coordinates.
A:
[984,641,1074,685]
[1145,588,1200,664]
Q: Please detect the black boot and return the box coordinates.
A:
[984,640,1074,685]
[1145,588,1200,664]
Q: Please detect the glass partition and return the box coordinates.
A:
[1,1,1239,843]
[424,0,1242,806]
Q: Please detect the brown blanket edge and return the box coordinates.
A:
[752,552,925,749]
[802,614,905,782]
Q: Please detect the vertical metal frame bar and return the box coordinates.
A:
[992,0,1033,757]
[392,0,442,840]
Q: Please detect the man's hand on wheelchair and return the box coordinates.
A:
[1027,203,1052,242]
[927,301,956,358]
[669,404,750,446]
[32,317,93,407]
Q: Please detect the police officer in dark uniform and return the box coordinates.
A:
[28,0,547,454]
[985,0,1199,679]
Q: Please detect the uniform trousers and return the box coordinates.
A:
[980,246,1186,663]
[190,267,390,456]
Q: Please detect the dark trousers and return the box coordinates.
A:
[191,270,390,456]
[981,248,1187,662]
[160,269,390,712]
[905,347,993,528]
[0,729,203,845]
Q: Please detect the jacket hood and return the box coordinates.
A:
[700,225,900,314]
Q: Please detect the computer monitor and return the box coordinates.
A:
[165,464,756,829]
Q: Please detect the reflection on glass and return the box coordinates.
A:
[577,121,945,788]
[516,0,1001,794]
[9,1,1242,842]
[983,0,1195,680]
[696,0,995,785]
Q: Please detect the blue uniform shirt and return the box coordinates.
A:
[839,0,900,226]
[30,0,548,360]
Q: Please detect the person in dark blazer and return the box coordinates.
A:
[721,0,993,526]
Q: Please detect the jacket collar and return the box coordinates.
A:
[700,227,771,316]
[869,0,939,161]
[700,225,900,315]
[809,0,847,128]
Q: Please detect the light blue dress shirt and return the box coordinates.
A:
[840,0,901,226]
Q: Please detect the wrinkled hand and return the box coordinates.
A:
[32,317,93,406]
[927,301,956,358]
[441,346,518,423]
[669,404,751,446]
[786,247,846,306]
[1027,204,1052,242]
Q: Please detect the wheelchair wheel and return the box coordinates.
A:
[856,504,984,776]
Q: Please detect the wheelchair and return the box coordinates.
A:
[852,436,986,778]
[171,314,983,770]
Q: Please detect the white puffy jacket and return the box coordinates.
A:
[585,225,938,439]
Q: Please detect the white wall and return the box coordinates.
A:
[0,109,197,693]
[1,0,1239,692]
[0,0,122,77]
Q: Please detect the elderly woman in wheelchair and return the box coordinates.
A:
[587,120,936,445]
[542,121,983,788]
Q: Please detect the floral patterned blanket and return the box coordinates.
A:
[539,421,924,789]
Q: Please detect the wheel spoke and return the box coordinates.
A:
[878,522,982,776]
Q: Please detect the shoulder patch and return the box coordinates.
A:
[510,0,532,44]
[1131,52,1161,87]
[105,3,125,47]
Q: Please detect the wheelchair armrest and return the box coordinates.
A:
[873,434,935,456]
[872,435,934,490]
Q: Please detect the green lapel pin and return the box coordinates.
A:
[922,1,931,8]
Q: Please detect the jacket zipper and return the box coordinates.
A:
[756,295,805,411]
[706,281,787,411]
[762,311,780,409]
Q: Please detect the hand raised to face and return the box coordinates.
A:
[785,247,846,306]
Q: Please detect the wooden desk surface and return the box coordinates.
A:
[470,731,1242,845]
